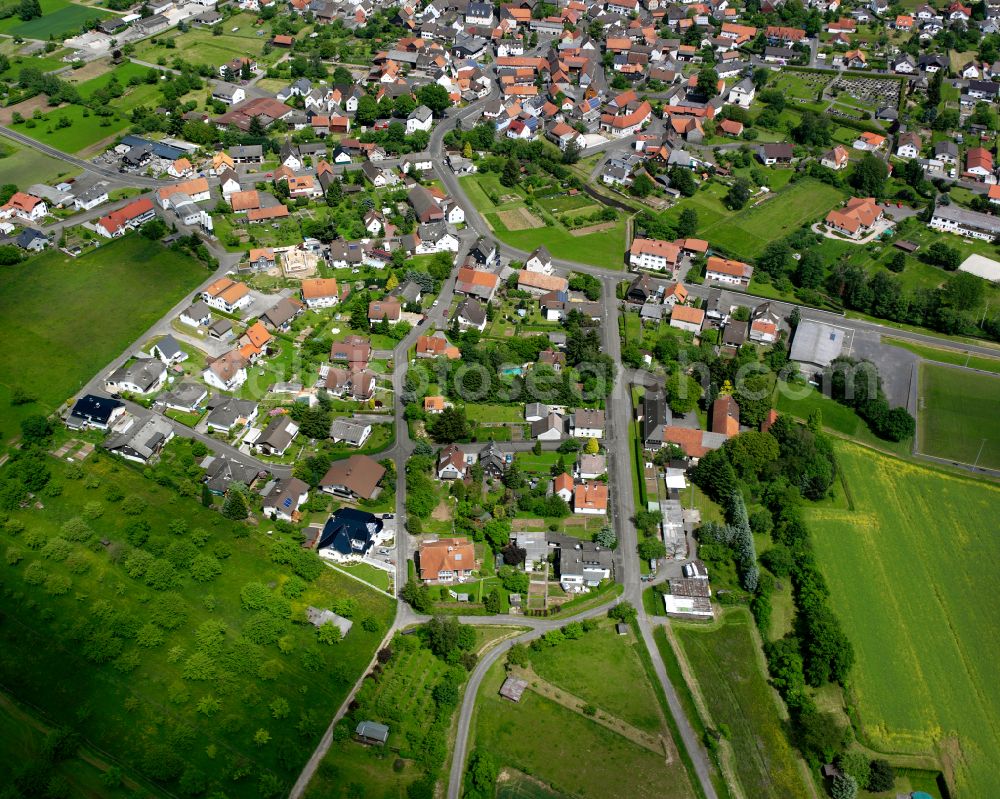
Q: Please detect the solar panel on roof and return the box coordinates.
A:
[283,498,293,508]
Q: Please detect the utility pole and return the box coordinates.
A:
[973,438,987,470]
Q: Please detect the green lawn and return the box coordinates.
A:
[460,174,627,270]
[0,0,111,38]
[333,561,391,592]
[699,179,847,260]
[0,237,210,437]
[884,337,1000,375]
[528,622,665,733]
[676,610,813,799]
[0,449,396,797]
[917,364,1000,469]
[809,442,1000,798]
[514,450,563,473]
[472,658,695,799]
[0,139,79,186]
[464,404,524,423]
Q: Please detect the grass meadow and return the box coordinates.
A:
[472,656,695,799]
[0,0,110,39]
[0,236,209,437]
[0,450,396,796]
[917,364,1000,469]
[0,139,79,186]
[808,442,1000,797]
[675,610,814,799]
[528,623,665,733]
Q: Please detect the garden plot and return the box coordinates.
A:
[497,207,545,230]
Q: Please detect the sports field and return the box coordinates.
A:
[917,364,1000,469]
[0,0,111,38]
[0,237,208,435]
[809,442,1000,797]
[676,610,814,799]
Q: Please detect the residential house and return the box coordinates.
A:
[330,335,372,368]
[557,540,613,591]
[820,145,850,170]
[319,454,386,500]
[896,132,922,159]
[255,416,299,456]
[436,444,468,480]
[670,305,705,333]
[318,507,384,560]
[66,394,126,431]
[824,197,883,238]
[205,397,258,432]
[454,297,488,331]
[105,359,166,395]
[104,414,174,464]
[260,297,303,331]
[531,413,565,441]
[203,350,249,391]
[573,481,608,515]
[455,266,500,301]
[325,368,376,401]
[202,277,252,313]
[301,277,341,309]
[711,394,740,437]
[419,537,476,583]
[705,256,753,287]
[262,477,310,521]
[368,298,402,325]
[151,335,186,366]
[552,472,574,502]
[329,418,373,448]
[570,409,605,439]
[0,192,47,222]
[629,237,681,272]
[96,197,155,237]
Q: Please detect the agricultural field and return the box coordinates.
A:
[809,442,1000,798]
[0,139,79,186]
[460,174,627,270]
[884,337,1000,375]
[0,236,209,436]
[917,364,1000,469]
[472,655,695,799]
[0,0,111,39]
[675,610,814,799]
[0,449,396,797]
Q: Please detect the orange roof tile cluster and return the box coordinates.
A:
[229,190,261,211]
[573,481,608,512]
[630,237,680,262]
[671,305,705,326]
[825,197,881,234]
[204,277,250,306]
[706,256,752,279]
[301,277,340,299]
[157,177,209,202]
[247,205,290,222]
[419,537,476,581]
[711,394,740,438]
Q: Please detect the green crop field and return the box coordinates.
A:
[0,139,79,186]
[676,610,813,799]
[0,237,209,436]
[0,0,111,38]
[884,337,1000,375]
[472,658,695,799]
[917,364,1000,469]
[528,623,666,733]
[0,449,396,797]
[809,442,1000,797]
